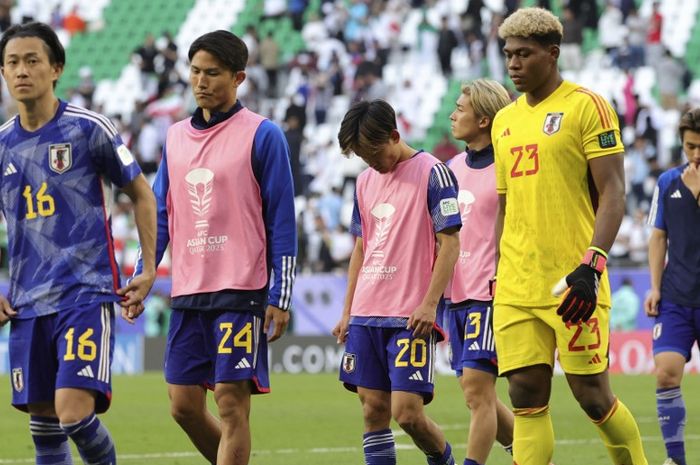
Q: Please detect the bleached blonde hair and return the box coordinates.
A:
[461,79,512,126]
[498,7,563,45]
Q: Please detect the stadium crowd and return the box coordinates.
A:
[0,0,696,277]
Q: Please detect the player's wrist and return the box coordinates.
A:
[581,247,607,274]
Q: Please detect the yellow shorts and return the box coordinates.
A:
[493,303,610,376]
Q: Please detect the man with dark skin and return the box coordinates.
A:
[491,8,648,465]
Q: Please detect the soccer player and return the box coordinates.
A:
[447,79,515,465]
[333,99,460,465]
[0,22,157,465]
[491,8,648,465]
[135,30,297,465]
[645,107,700,465]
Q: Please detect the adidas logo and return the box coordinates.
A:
[670,189,682,199]
[588,353,602,364]
[408,371,424,381]
[235,358,251,369]
[77,366,95,378]
[468,341,480,351]
[500,128,511,137]
[3,163,17,176]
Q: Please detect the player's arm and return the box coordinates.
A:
[409,227,460,337]
[409,163,461,337]
[493,193,506,295]
[333,236,363,344]
[254,121,297,342]
[118,173,157,316]
[589,153,626,252]
[553,153,625,323]
[645,227,667,317]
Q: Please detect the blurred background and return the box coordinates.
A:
[0,0,698,375]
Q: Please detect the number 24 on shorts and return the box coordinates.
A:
[218,322,253,354]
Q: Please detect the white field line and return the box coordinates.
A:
[1,429,697,463]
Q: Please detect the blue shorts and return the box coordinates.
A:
[165,309,270,393]
[339,324,438,404]
[652,300,700,361]
[9,303,115,413]
[447,302,498,376]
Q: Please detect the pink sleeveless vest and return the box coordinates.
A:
[351,151,439,317]
[449,152,497,303]
[165,108,268,297]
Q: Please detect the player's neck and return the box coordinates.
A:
[526,74,563,107]
[18,95,60,132]
[465,133,490,151]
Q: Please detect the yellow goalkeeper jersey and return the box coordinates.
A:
[491,80,623,307]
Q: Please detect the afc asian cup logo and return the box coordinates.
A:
[12,368,24,392]
[543,112,564,136]
[48,143,72,174]
[457,189,476,221]
[369,203,395,262]
[342,353,356,373]
[185,168,215,230]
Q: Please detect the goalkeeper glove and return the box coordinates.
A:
[551,247,607,324]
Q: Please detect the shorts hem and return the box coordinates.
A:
[497,360,553,376]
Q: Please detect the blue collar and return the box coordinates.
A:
[191,100,243,129]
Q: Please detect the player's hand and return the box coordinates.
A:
[121,302,145,324]
[264,305,289,342]
[407,302,436,337]
[117,271,155,323]
[332,313,351,344]
[644,288,661,317]
[552,248,607,324]
[0,295,17,327]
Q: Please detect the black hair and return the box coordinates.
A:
[0,22,65,89]
[188,30,247,74]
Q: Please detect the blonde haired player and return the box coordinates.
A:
[491,7,648,465]
[446,79,515,465]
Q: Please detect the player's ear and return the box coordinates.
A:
[549,44,560,61]
[479,116,490,130]
[233,70,246,87]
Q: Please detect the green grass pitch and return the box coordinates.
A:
[1,373,698,464]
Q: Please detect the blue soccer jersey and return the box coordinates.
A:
[0,101,141,318]
[648,164,700,307]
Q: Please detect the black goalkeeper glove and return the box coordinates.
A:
[551,247,607,324]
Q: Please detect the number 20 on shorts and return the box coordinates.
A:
[395,338,427,368]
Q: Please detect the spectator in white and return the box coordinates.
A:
[657,49,686,110]
[626,136,654,210]
[598,1,625,66]
[560,7,583,70]
[241,25,259,64]
[611,278,640,331]
[136,116,161,175]
[625,7,647,68]
[628,208,651,264]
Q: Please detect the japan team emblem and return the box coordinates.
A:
[48,143,72,174]
[342,353,356,374]
[542,112,564,135]
[12,368,23,392]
